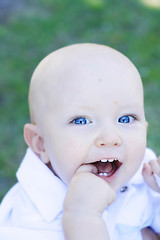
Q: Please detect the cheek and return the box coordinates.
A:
[59,129,93,157]
[126,126,147,148]
[124,127,147,161]
[46,135,90,183]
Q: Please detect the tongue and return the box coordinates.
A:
[97,161,113,173]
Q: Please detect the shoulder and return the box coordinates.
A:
[0,183,21,223]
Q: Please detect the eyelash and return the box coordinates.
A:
[69,114,139,125]
[118,114,139,124]
[69,116,92,125]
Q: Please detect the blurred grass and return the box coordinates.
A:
[0,0,160,200]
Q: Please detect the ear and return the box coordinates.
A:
[24,124,49,164]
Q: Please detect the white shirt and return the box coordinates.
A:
[0,148,159,240]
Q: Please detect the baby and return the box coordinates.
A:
[0,43,159,240]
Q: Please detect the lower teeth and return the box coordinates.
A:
[98,172,108,176]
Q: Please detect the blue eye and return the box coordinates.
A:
[72,117,91,125]
[118,115,135,123]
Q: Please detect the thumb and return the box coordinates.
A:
[76,164,98,174]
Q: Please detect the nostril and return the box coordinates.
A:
[114,137,122,146]
[95,138,105,147]
[100,143,105,146]
[95,136,121,147]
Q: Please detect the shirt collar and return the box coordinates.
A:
[16,148,67,223]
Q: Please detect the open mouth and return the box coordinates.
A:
[93,158,122,181]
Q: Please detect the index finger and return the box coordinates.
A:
[76,164,98,175]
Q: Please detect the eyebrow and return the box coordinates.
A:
[74,104,95,111]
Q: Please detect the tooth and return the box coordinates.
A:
[98,173,108,176]
[100,159,107,162]
[108,159,115,162]
[99,173,103,176]
[100,159,117,163]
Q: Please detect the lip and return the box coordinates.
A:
[96,166,121,183]
[91,157,122,183]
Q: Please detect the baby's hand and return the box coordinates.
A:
[142,156,160,193]
[63,164,116,217]
[63,165,115,240]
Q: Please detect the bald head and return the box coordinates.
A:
[29,43,143,127]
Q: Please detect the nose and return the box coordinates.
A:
[95,127,122,147]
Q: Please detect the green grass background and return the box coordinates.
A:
[0,0,160,201]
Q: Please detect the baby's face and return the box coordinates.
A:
[36,45,147,191]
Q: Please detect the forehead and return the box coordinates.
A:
[30,44,143,120]
[49,49,142,106]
